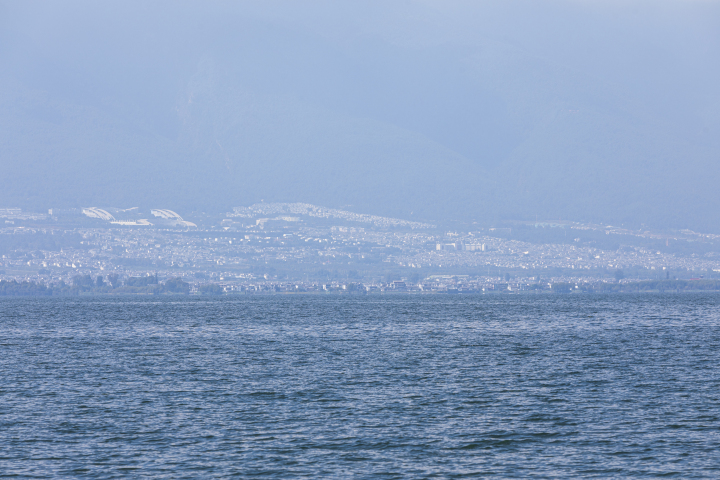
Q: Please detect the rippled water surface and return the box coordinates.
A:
[2,294,720,478]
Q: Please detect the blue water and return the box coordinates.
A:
[2,294,720,478]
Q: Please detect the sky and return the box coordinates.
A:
[1,0,718,230]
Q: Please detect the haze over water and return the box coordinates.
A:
[2,294,720,477]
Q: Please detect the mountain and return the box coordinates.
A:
[0,0,718,230]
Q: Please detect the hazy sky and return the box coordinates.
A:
[4,0,716,148]
[1,0,718,229]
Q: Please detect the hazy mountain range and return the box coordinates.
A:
[1,0,718,230]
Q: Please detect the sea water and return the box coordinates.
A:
[1,294,720,478]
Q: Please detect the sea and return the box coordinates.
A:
[1,294,720,478]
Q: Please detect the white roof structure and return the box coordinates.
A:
[82,208,115,221]
[151,209,182,220]
[151,209,197,228]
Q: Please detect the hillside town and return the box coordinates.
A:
[2,203,720,294]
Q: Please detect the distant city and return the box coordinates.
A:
[2,203,720,295]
